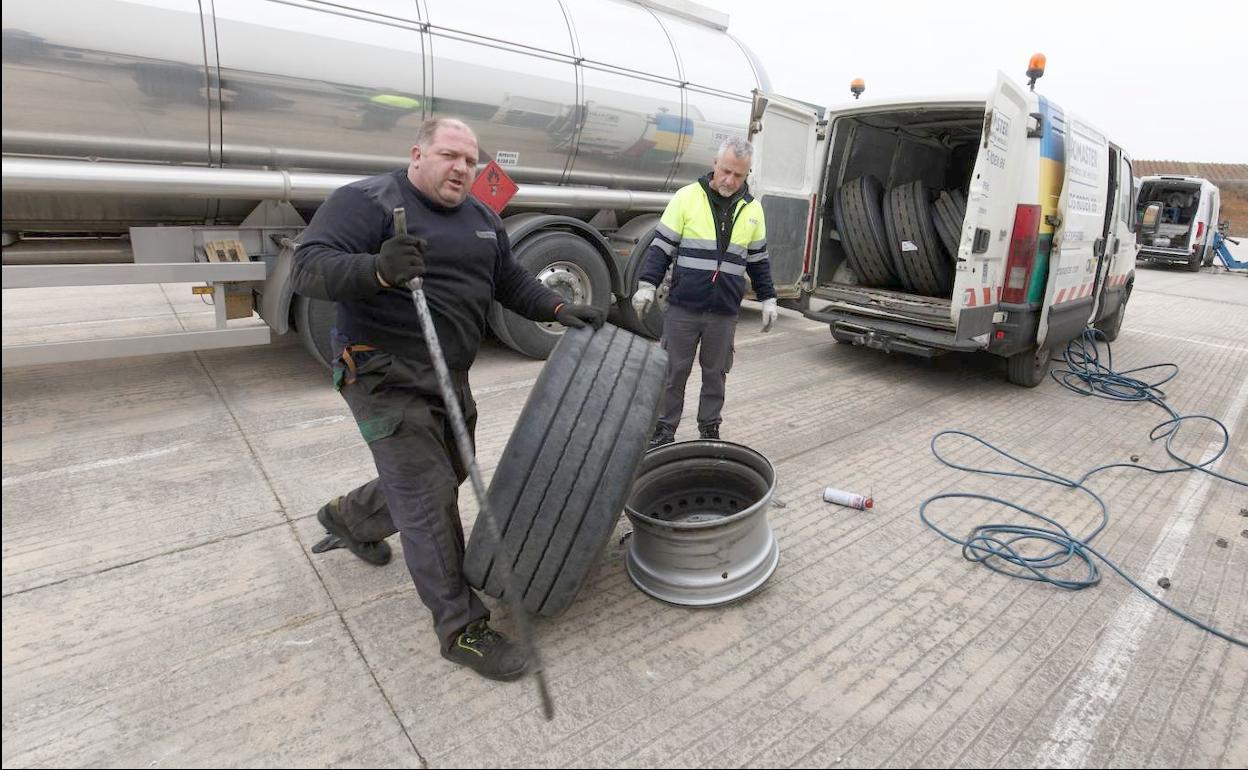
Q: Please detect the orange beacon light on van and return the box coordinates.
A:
[850,78,865,99]
[1026,53,1046,90]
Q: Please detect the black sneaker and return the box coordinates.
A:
[648,426,675,450]
[442,620,530,681]
[315,498,392,566]
[699,424,720,440]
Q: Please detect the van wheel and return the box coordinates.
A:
[1201,245,1214,267]
[1185,250,1202,272]
[1094,284,1130,342]
[489,231,612,359]
[1006,346,1052,387]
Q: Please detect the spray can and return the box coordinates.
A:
[823,486,873,510]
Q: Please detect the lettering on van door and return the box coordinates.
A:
[985,112,1011,173]
[1065,130,1103,218]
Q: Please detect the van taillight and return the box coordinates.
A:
[1001,204,1042,304]
[1195,221,1205,242]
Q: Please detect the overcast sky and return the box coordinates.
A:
[697,0,1245,163]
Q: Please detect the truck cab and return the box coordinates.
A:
[748,71,1137,386]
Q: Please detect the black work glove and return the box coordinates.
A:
[376,234,427,288]
[555,303,605,330]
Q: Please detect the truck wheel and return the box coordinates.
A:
[463,324,668,616]
[833,176,897,287]
[293,294,336,369]
[489,231,612,359]
[1006,345,1052,387]
[1094,283,1130,342]
[614,227,668,340]
[884,181,954,296]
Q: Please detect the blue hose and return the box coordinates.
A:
[919,329,1246,647]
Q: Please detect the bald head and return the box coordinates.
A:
[409,118,479,207]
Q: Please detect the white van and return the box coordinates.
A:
[1135,175,1221,270]
[746,71,1138,386]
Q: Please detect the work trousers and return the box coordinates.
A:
[656,304,737,434]
[331,344,488,650]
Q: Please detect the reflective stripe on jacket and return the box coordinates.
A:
[639,174,775,315]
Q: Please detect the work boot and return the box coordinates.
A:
[699,424,720,440]
[648,425,675,450]
[442,620,530,681]
[316,497,391,566]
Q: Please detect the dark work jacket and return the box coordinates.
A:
[293,169,561,369]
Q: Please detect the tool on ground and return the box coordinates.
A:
[822,486,873,510]
[394,207,555,718]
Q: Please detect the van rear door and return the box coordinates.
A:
[1091,149,1134,320]
[951,72,1031,344]
[1037,116,1110,349]
[746,90,823,298]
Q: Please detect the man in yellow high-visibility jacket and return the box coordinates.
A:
[632,138,777,448]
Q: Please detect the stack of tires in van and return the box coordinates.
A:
[833,176,967,296]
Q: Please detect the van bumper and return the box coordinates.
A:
[1137,246,1194,265]
[802,308,982,357]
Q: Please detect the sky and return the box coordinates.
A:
[695,0,1246,163]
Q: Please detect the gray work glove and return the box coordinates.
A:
[631,281,657,315]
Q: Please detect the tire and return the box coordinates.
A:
[1201,244,1214,267]
[615,227,669,340]
[1006,345,1052,387]
[1185,249,1202,272]
[931,190,967,259]
[1094,282,1131,342]
[833,176,897,287]
[463,323,668,617]
[293,294,336,369]
[884,181,954,296]
[488,231,612,359]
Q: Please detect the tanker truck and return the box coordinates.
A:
[2,0,802,368]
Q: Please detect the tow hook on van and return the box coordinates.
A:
[831,323,942,358]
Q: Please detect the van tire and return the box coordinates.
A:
[931,190,967,259]
[463,324,668,617]
[1095,283,1131,342]
[884,181,954,296]
[833,176,897,287]
[488,231,612,359]
[1006,345,1052,387]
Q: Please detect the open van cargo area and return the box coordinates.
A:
[812,105,985,327]
[1136,178,1201,248]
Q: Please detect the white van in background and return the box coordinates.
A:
[747,68,1138,387]
[1135,175,1221,270]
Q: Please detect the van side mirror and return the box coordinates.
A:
[1140,202,1162,234]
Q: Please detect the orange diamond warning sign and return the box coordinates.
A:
[471,160,518,214]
